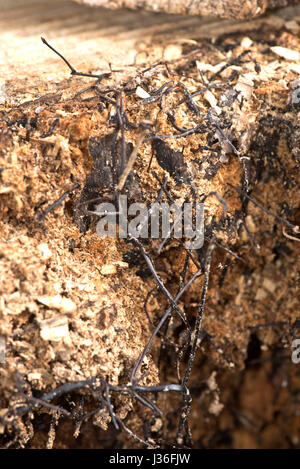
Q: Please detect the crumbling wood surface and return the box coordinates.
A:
[0,0,300,449]
[74,0,299,20]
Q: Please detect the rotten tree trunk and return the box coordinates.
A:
[73,0,296,19]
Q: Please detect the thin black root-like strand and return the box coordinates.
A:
[143,288,179,349]
[229,184,300,232]
[201,191,228,220]
[238,219,260,248]
[208,50,251,82]
[201,331,233,366]
[138,82,174,106]
[1,378,97,427]
[146,123,207,141]
[39,118,59,138]
[2,372,192,448]
[18,392,70,416]
[116,417,155,448]
[213,239,246,264]
[130,266,202,384]
[105,384,120,430]
[132,238,190,329]
[132,391,162,417]
[41,37,111,80]
[152,171,202,271]
[177,82,200,116]
[144,287,159,328]
[36,183,80,221]
[177,237,215,445]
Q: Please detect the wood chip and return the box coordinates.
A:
[40,316,69,342]
[271,46,300,62]
[136,86,151,99]
[37,295,76,314]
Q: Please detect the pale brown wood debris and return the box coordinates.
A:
[74,0,298,19]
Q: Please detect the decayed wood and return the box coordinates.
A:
[2,0,299,91]
[1,0,300,451]
[74,0,297,19]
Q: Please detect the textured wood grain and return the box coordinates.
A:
[74,0,298,19]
